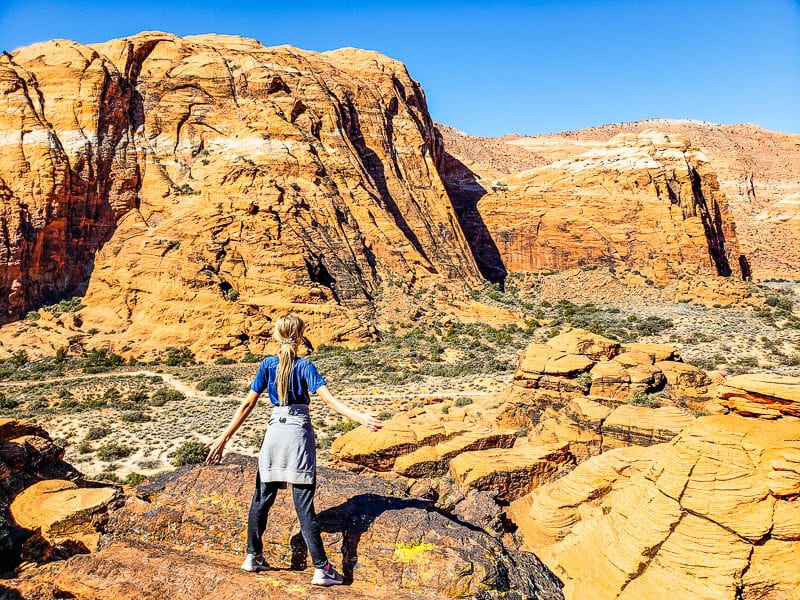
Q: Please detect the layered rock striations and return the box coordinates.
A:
[509,414,800,600]
[441,119,800,281]
[1,33,480,355]
[444,129,747,285]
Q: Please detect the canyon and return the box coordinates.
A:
[1,31,800,600]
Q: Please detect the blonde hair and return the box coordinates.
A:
[274,313,305,406]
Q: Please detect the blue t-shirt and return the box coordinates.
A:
[250,356,326,406]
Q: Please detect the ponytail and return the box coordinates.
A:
[274,313,305,406]
[276,340,297,406]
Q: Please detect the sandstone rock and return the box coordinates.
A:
[1,32,481,358]
[546,329,619,361]
[588,361,630,400]
[331,412,472,471]
[621,342,680,362]
[601,405,694,450]
[4,457,562,600]
[516,343,594,380]
[510,415,800,600]
[392,427,517,477]
[719,373,800,417]
[655,360,711,396]
[449,442,573,502]
[442,119,800,281]
[445,129,746,285]
[612,350,654,368]
[742,539,800,600]
[9,479,119,549]
[0,419,49,444]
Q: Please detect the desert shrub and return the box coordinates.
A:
[150,388,184,406]
[172,441,208,466]
[76,440,92,454]
[629,389,659,408]
[197,375,235,396]
[95,471,122,483]
[215,356,236,365]
[103,388,121,401]
[84,426,111,441]
[125,472,148,487]
[96,442,133,461]
[575,372,592,393]
[127,390,149,403]
[121,410,150,423]
[334,420,358,435]
[83,396,108,409]
[59,398,81,411]
[454,397,473,408]
[25,311,40,321]
[0,392,18,410]
[162,346,195,367]
[81,348,124,373]
[9,350,29,367]
[242,352,262,363]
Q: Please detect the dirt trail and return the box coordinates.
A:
[0,370,491,400]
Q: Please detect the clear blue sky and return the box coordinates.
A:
[2,0,799,136]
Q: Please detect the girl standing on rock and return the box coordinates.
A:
[205,312,382,586]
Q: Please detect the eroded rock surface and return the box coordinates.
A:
[5,456,564,599]
[1,32,480,358]
[510,415,800,600]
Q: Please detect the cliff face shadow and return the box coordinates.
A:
[440,151,507,285]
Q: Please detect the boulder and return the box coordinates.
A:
[393,427,517,477]
[655,360,711,396]
[601,405,694,450]
[449,442,573,502]
[516,343,594,380]
[719,373,800,417]
[546,329,620,361]
[9,479,119,550]
[621,342,680,362]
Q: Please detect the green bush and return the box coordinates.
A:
[334,420,359,435]
[125,472,148,487]
[214,356,236,365]
[103,387,121,401]
[96,442,133,461]
[162,346,195,367]
[84,426,111,441]
[197,375,235,396]
[25,311,40,321]
[172,441,209,466]
[121,410,150,423]
[0,392,18,410]
[242,352,262,363]
[81,348,124,373]
[150,388,184,406]
[629,389,659,408]
[127,390,149,403]
[454,397,473,408]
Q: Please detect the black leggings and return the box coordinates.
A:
[246,471,328,568]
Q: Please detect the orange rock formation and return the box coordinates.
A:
[1,32,480,357]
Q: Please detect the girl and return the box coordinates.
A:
[205,313,382,586]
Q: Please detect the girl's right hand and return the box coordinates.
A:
[204,437,227,465]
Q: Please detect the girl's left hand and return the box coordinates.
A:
[359,412,383,432]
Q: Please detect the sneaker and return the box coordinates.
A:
[241,553,269,572]
[311,562,344,586]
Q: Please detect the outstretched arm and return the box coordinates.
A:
[316,385,383,432]
[205,389,261,464]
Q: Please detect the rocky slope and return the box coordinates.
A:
[3,454,563,600]
[441,120,800,281]
[0,32,480,357]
